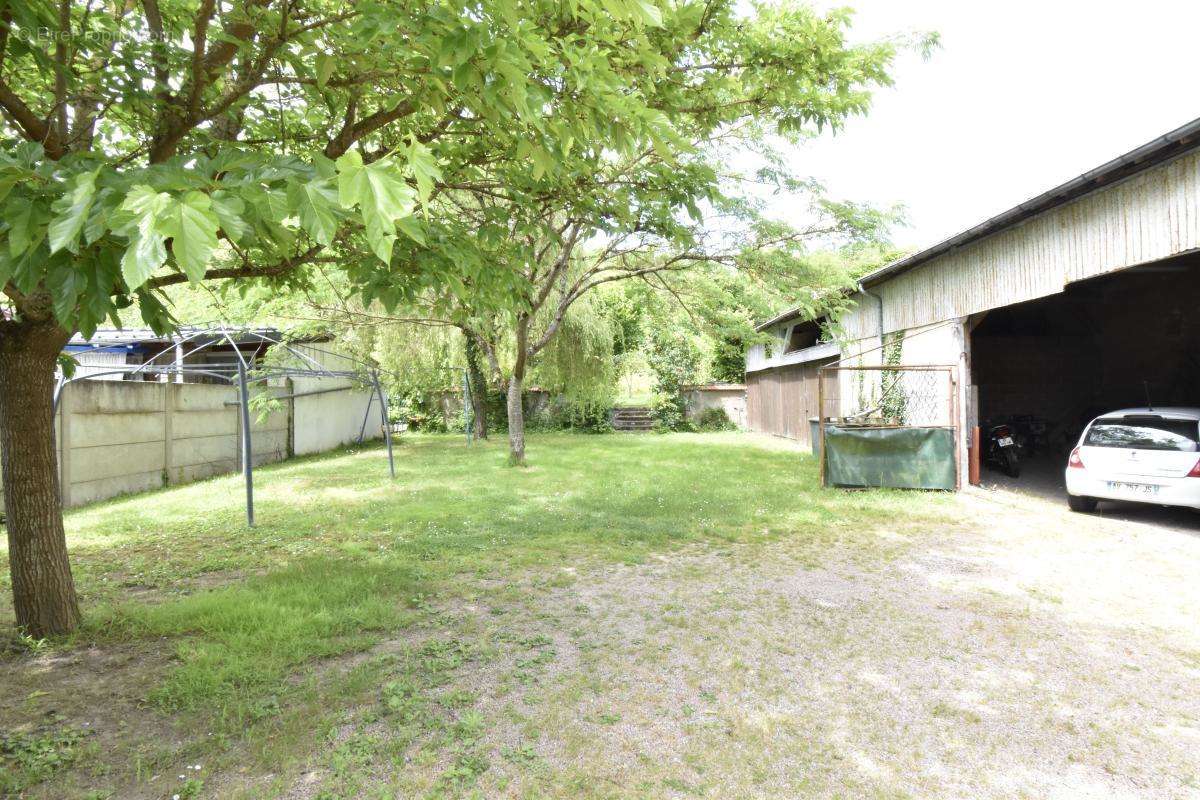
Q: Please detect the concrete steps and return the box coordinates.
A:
[611,406,654,432]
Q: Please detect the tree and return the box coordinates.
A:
[0,0,710,635]
[462,333,490,440]
[342,3,927,462]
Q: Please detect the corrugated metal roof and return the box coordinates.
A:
[859,115,1200,289]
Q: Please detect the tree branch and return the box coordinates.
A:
[0,69,65,157]
[324,96,418,159]
[145,244,325,290]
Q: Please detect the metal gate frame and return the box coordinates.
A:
[817,364,960,490]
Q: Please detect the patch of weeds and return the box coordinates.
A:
[244,694,281,722]
[439,688,477,709]
[329,733,380,783]
[0,725,90,793]
[419,638,477,678]
[0,630,51,658]
[382,679,432,725]
[512,636,557,686]
[435,711,491,791]
[662,776,703,795]
[451,710,486,740]
[442,749,490,789]
[173,777,204,799]
[500,742,539,765]
[929,700,982,725]
[590,711,622,725]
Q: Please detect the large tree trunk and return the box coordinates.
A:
[506,373,525,465]
[464,334,488,440]
[0,320,80,637]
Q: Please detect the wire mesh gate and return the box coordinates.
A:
[817,365,959,490]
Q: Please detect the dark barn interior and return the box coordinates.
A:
[969,251,1200,486]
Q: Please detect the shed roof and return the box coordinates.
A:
[68,327,329,347]
[858,115,1200,289]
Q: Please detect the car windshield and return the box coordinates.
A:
[1084,417,1199,452]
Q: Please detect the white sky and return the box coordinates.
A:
[795,0,1200,251]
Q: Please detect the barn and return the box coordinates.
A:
[744,310,837,448]
[750,117,1200,491]
[827,116,1200,490]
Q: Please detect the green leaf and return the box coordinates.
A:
[365,216,395,263]
[121,227,167,290]
[364,160,416,222]
[315,52,336,89]
[335,150,368,209]
[396,215,426,246]
[337,153,416,263]
[0,171,21,204]
[48,169,100,254]
[83,187,115,245]
[634,0,663,26]
[0,251,14,288]
[7,202,35,257]
[530,147,554,180]
[211,192,249,243]
[406,141,441,206]
[159,191,219,283]
[118,185,172,289]
[48,261,82,322]
[57,353,78,379]
[288,179,339,246]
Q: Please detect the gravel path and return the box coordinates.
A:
[364,488,1200,799]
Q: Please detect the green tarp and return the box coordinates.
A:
[823,425,956,490]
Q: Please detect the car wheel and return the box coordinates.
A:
[1003,449,1021,478]
[1067,494,1097,513]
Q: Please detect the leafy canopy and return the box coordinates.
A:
[0,0,740,336]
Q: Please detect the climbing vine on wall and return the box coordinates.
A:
[880,331,907,424]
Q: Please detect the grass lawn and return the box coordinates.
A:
[5,433,1198,799]
[0,433,942,798]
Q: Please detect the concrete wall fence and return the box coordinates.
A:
[0,375,380,511]
[682,384,748,430]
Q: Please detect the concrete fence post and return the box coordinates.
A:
[163,382,175,488]
[58,383,72,508]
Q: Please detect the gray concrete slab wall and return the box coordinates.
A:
[0,374,380,512]
[291,345,379,456]
[683,385,748,430]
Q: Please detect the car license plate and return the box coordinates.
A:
[997,436,1014,447]
[1107,481,1159,496]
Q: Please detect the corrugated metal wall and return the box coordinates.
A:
[843,149,1200,341]
[746,360,833,446]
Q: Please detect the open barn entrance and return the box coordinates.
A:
[969,250,1200,497]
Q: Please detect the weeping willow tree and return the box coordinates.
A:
[374,323,462,407]
[528,291,619,428]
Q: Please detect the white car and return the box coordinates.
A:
[1065,407,1200,512]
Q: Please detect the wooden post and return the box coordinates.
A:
[817,367,826,488]
[949,366,960,491]
[969,426,981,486]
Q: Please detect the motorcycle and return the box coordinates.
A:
[984,422,1021,478]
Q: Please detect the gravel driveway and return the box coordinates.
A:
[256,483,1200,799]
[340,487,1200,799]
